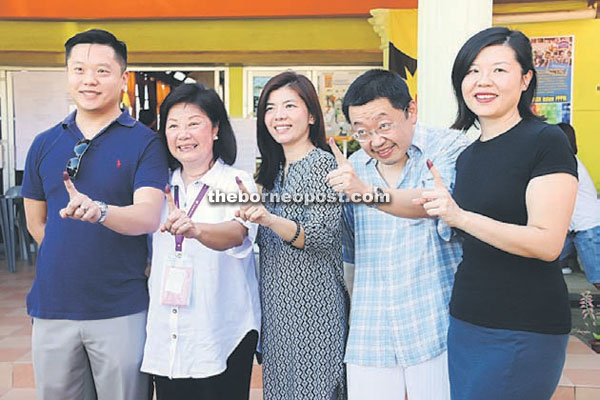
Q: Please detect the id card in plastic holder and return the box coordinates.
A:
[160,252,193,307]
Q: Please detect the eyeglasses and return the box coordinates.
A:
[351,122,397,142]
[350,105,410,142]
[66,139,91,179]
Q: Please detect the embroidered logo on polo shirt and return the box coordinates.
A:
[116,159,121,168]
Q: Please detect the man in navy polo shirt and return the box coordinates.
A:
[22,29,168,400]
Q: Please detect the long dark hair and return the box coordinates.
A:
[451,27,542,131]
[158,83,236,170]
[255,72,328,190]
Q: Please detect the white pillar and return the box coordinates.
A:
[417,0,493,128]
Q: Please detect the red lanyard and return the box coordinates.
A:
[173,184,209,252]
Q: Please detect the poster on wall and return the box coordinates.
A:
[530,36,573,124]
[249,69,311,117]
[252,76,272,117]
[317,70,367,137]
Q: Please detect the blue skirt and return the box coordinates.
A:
[448,316,568,400]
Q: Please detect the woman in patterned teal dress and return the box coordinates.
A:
[236,72,349,399]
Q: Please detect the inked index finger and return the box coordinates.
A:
[328,137,348,166]
[164,185,176,213]
[426,160,446,189]
[62,171,79,198]
[235,176,251,195]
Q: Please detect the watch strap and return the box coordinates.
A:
[367,186,383,208]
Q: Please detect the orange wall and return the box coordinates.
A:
[0,0,417,19]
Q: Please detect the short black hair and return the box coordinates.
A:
[65,29,127,71]
[158,83,237,170]
[557,122,577,155]
[342,69,412,123]
[451,27,542,131]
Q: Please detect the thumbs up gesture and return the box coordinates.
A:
[160,185,201,238]
[414,159,464,227]
[326,138,371,200]
[59,171,102,223]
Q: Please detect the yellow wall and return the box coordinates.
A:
[228,66,244,117]
[494,1,590,14]
[507,19,600,190]
[0,19,381,66]
[0,19,382,120]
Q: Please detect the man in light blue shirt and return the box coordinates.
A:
[327,69,470,400]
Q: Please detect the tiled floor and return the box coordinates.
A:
[1,264,599,399]
[0,264,263,400]
[0,265,35,400]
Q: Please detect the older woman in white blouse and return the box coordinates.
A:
[141,83,260,400]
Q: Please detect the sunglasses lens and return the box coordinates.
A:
[66,139,90,179]
[73,140,90,156]
[66,157,80,178]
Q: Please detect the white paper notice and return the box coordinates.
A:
[230,118,258,176]
[13,71,72,170]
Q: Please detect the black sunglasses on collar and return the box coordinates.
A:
[66,139,91,179]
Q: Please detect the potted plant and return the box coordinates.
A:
[579,290,600,353]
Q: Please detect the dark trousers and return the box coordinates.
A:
[154,330,258,400]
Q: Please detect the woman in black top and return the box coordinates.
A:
[417,27,577,400]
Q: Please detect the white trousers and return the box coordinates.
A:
[347,351,450,400]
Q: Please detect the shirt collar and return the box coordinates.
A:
[61,109,136,129]
[61,111,77,128]
[115,109,137,127]
[171,158,226,189]
[199,158,224,188]
[410,124,426,155]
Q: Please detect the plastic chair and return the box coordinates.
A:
[0,195,17,272]
[2,186,37,271]
[4,186,21,198]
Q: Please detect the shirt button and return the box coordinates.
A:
[171,334,177,340]
[172,309,178,314]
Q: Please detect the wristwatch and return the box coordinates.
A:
[367,186,385,208]
[94,201,108,224]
